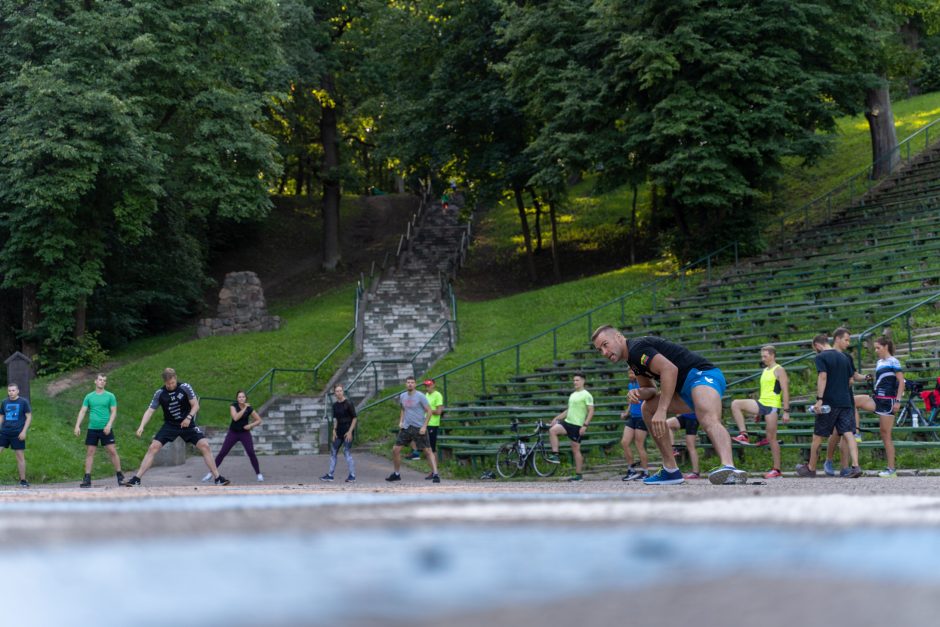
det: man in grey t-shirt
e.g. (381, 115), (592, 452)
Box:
(387, 376), (440, 483)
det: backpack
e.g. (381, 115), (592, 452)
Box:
(920, 376), (940, 412)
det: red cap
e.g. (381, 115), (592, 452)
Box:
(423, 379), (434, 386)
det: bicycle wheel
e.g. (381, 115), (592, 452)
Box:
(530, 445), (559, 477)
(496, 443), (521, 479)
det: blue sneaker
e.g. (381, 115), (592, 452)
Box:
(708, 465), (748, 485)
(823, 459), (836, 476)
(642, 468), (685, 485)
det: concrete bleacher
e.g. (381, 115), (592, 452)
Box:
(436, 147), (940, 470)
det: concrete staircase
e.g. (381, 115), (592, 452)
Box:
(209, 199), (470, 456)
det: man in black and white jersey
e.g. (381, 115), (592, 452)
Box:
(124, 368), (230, 486)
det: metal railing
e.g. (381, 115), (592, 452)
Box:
(776, 116), (940, 237)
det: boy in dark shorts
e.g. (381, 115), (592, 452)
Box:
(125, 368), (230, 486)
(387, 376), (440, 483)
(796, 334), (862, 478)
(548, 373), (594, 481)
(73, 374), (124, 487)
(621, 371), (649, 481)
(0, 383), (31, 487)
(666, 413), (701, 479)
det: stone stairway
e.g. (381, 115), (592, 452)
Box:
(208, 200), (470, 456)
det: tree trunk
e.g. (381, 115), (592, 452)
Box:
(629, 183), (638, 266)
(21, 286), (38, 358)
(547, 196), (561, 280)
(513, 185), (538, 282)
(528, 186), (543, 253)
(74, 295), (86, 339)
(319, 73), (342, 271)
(865, 81), (899, 180)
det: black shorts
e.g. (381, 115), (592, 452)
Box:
(85, 429), (116, 447)
(561, 420), (583, 443)
(625, 415), (647, 431)
(813, 407), (855, 437)
(395, 425), (430, 450)
(0, 431), (25, 450)
(154, 422), (207, 446)
(873, 397), (896, 416)
(757, 402), (780, 417)
(427, 426), (439, 452)
(677, 414), (699, 436)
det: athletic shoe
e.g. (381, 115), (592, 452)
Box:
(568, 474), (583, 482)
(878, 468), (897, 478)
(845, 466), (863, 479)
(823, 459), (836, 476)
(257, 474), (264, 482)
(18, 479), (29, 488)
(732, 433), (750, 445)
(643, 468), (685, 485)
(708, 466), (747, 485)
(839, 467), (852, 478)
(623, 469), (647, 481)
(795, 464), (816, 478)
(80, 474), (92, 489)
(854, 432), (863, 443)
(431, 474), (441, 483)
(764, 469), (783, 479)
(201, 472), (213, 482)
(425, 472), (434, 480)
(547, 453), (561, 464)
(345, 475), (356, 483)
(320, 474), (334, 482)
(407, 451), (422, 460)
(124, 476), (141, 487)
(214, 475), (231, 486)
(683, 472), (701, 480)
(385, 472), (401, 482)
(116, 472), (125, 486)
(755, 438), (771, 447)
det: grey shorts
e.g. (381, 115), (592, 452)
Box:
(395, 426), (430, 450)
(757, 402), (780, 417)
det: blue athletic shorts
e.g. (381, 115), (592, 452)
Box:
(679, 368), (726, 410)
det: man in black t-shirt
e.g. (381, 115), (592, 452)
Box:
(796, 332), (862, 478)
(124, 368), (230, 486)
(592, 325), (745, 486)
(321, 384), (358, 482)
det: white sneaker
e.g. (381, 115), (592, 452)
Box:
(256, 473), (264, 482)
(201, 472), (213, 482)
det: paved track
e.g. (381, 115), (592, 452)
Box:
(3, 454), (940, 627)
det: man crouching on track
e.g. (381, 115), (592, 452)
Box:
(591, 325), (746, 485)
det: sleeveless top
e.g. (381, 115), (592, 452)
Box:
(758, 365), (782, 408)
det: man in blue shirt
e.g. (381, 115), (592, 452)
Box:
(0, 383), (32, 487)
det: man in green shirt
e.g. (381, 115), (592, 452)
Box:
(548, 373), (594, 481)
(73, 374), (124, 487)
(422, 379), (445, 479)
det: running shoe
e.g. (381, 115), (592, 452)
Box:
(431, 474), (441, 484)
(568, 474), (583, 482)
(547, 453), (561, 464)
(124, 476), (141, 487)
(385, 472), (401, 482)
(201, 472), (213, 482)
(425, 472), (434, 480)
(732, 433), (750, 445)
(854, 432), (863, 443)
(755, 438), (771, 447)
(116, 472), (125, 486)
(257, 473), (264, 482)
(845, 466), (863, 479)
(407, 451), (422, 460)
(320, 474), (334, 482)
(708, 466), (747, 485)
(18, 479), (29, 488)
(623, 469), (647, 481)
(795, 464), (816, 478)
(878, 468), (897, 478)
(214, 475), (231, 486)
(839, 466), (852, 478)
(683, 472), (701, 480)
(643, 468), (685, 485)
(80, 474), (92, 489)
(345, 475), (356, 483)
(823, 459), (836, 476)
(764, 469), (783, 479)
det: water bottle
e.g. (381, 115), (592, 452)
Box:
(519, 442), (527, 456)
(913, 410), (920, 428)
(806, 404), (831, 414)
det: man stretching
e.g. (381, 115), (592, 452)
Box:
(125, 368), (229, 486)
(591, 325), (746, 485)
(73, 374), (124, 487)
(548, 373), (594, 482)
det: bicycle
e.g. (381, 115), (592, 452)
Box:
(895, 381), (940, 441)
(495, 419), (559, 479)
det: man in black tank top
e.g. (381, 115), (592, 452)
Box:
(592, 325), (745, 486)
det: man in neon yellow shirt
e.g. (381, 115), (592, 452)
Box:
(548, 373), (594, 481)
(422, 379), (445, 479)
(73, 374), (125, 487)
(730, 345), (789, 478)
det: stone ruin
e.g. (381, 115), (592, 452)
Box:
(196, 271), (281, 338)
